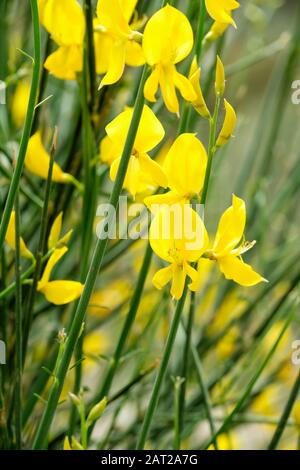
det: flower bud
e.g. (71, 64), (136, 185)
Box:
(87, 397), (107, 427)
(215, 56), (225, 97)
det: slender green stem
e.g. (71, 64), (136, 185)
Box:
(22, 128), (57, 360)
(268, 368), (300, 450)
(136, 280), (188, 450)
(0, 0), (40, 252)
(177, 291), (195, 446)
(173, 377), (184, 450)
(194, 0), (206, 62)
(69, 20), (98, 433)
(190, 340), (218, 449)
(14, 194), (22, 449)
(32, 66), (148, 450)
(83, 0), (96, 114)
(200, 95), (221, 205)
(94, 243), (153, 402)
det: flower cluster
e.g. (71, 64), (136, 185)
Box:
(31, 1), (264, 303)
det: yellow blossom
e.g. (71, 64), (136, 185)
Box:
(204, 21), (230, 43)
(37, 247), (84, 305)
(150, 204), (209, 299)
(105, 105), (167, 197)
(48, 212), (73, 250)
(25, 132), (75, 184)
(145, 133), (207, 211)
(95, 0), (145, 88)
(142, 5), (196, 114)
(11, 80), (30, 127)
(200, 195), (267, 287)
(188, 58), (210, 118)
(39, 0), (85, 80)
(205, 0), (240, 29)
(216, 99), (237, 147)
(5, 212), (34, 260)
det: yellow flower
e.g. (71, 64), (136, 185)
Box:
(188, 58), (210, 118)
(106, 105), (167, 197)
(150, 204), (209, 299)
(95, 0), (145, 88)
(215, 55), (225, 97)
(25, 132), (74, 184)
(205, 0), (240, 28)
(39, 0), (85, 80)
(37, 247), (84, 305)
(48, 212), (73, 250)
(99, 135), (120, 165)
(145, 133), (207, 211)
(142, 5), (196, 114)
(208, 432), (239, 450)
(204, 21), (229, 43)
(5, 212), (34, 260)
(216, 99), (237, 147)
(203, 195), (267, 287)
(11, 80), (30, 127)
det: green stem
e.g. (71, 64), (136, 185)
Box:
(0, 0), (40, 252)
(200, 95), (221, 205)
(136, 280), (188, 450)
(194, 0), (206, 62)
(190, 340), (218, 449)
(83, 0), (96, 114)
(177, 291), (195, 446)
(268, 368), (300, 450)
(32, 65), (148, 450)
(14, 194), (22, 449)
(22, 128), (57, 361)
(94, 243), (153, 402)
(173, 377), (184, 450)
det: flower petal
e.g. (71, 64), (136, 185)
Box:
(39, 247), (68, 288)
(48, 212), (63, 249)
(171, 264), (186, 300)
(152, 265), (173, 290)
(163, 133), (207, 196)
(40, 0), (85, 46)
(173, 70), (197, 102)
(125, 40), (145, 66)
(144, 191), (183, 213)
(44, 45), (83, 80)
(96, 0), (131, 37)
(218, 255), (267, 287)
(39, 280), (84, 305)
(159, 65), (179, 114)
(142, 5), (193, 65)
(99, 41), (126, 88)
(144, 68), (160, 102)
(25, 132), (70, 182)
(216, 99), (237, 147)
(213, 194), (246, 256)
(5, 211), (33, 259)
(106, 105), (165, 154)
(139, 153), (168, 188)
